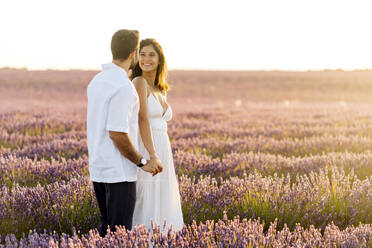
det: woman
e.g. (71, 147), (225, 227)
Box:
(131, 39), (184, 231)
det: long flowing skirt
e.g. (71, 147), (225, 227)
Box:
(132, 129), (184, 231)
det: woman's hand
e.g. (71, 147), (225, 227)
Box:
(149, 153), (158, 159)
(149, 156), (163, 175)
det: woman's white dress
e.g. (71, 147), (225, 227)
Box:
(132, 92), (184, 231)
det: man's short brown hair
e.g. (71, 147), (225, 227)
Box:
(111, 29), (139, 61)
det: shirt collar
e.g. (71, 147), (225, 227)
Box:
(101, 62), (129, 79)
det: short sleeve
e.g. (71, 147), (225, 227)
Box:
(106, 86), (134, 133)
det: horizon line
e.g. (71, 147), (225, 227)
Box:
(1, 66), (372, 73)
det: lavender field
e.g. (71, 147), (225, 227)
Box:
(0, 69), (371, 247)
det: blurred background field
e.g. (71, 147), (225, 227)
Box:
(0, 69), (371, 246)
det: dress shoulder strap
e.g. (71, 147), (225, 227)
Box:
(144, 81), (152, 98)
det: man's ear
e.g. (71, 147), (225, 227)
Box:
(129, 50), (136, 59)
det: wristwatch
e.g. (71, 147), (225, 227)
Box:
(137, 157), (147, 167)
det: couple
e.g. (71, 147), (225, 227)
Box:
(86, 29), (184, 237)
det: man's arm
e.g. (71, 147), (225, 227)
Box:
(106, 86), (160, 175)
(109, 131), (142, 165)
(109, 131), (160, 175)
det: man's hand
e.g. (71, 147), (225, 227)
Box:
(141, 156), (163, 176)
(140, 164), (157, 176)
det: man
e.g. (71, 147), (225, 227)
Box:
(86, 29), (163, 237)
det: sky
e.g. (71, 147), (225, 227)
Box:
(1, 0), (372, 71)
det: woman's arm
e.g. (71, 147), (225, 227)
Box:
(133, 77), (157, 158)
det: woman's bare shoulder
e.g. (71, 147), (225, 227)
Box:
(132, 77), (150, 98)
(132, 76), (147, 87)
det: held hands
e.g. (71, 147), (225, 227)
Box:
(140, 155), (163, 176)
(150, 155), (163, 175)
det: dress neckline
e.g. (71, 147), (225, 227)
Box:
(148, 91), (169, 117)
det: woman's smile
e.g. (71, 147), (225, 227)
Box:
(139, 45), (159, 72)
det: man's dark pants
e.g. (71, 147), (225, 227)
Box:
(93, 181), (136, 237)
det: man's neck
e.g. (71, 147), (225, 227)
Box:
(113, 60), (130, 73)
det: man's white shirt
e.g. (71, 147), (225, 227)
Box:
(87, 62), (139, 183)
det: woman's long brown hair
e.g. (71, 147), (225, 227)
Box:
(131, 39), (169, 92)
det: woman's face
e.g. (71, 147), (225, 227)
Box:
(139, 45), (159, 72)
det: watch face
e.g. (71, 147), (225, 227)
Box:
(141, 158), (147, 165)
